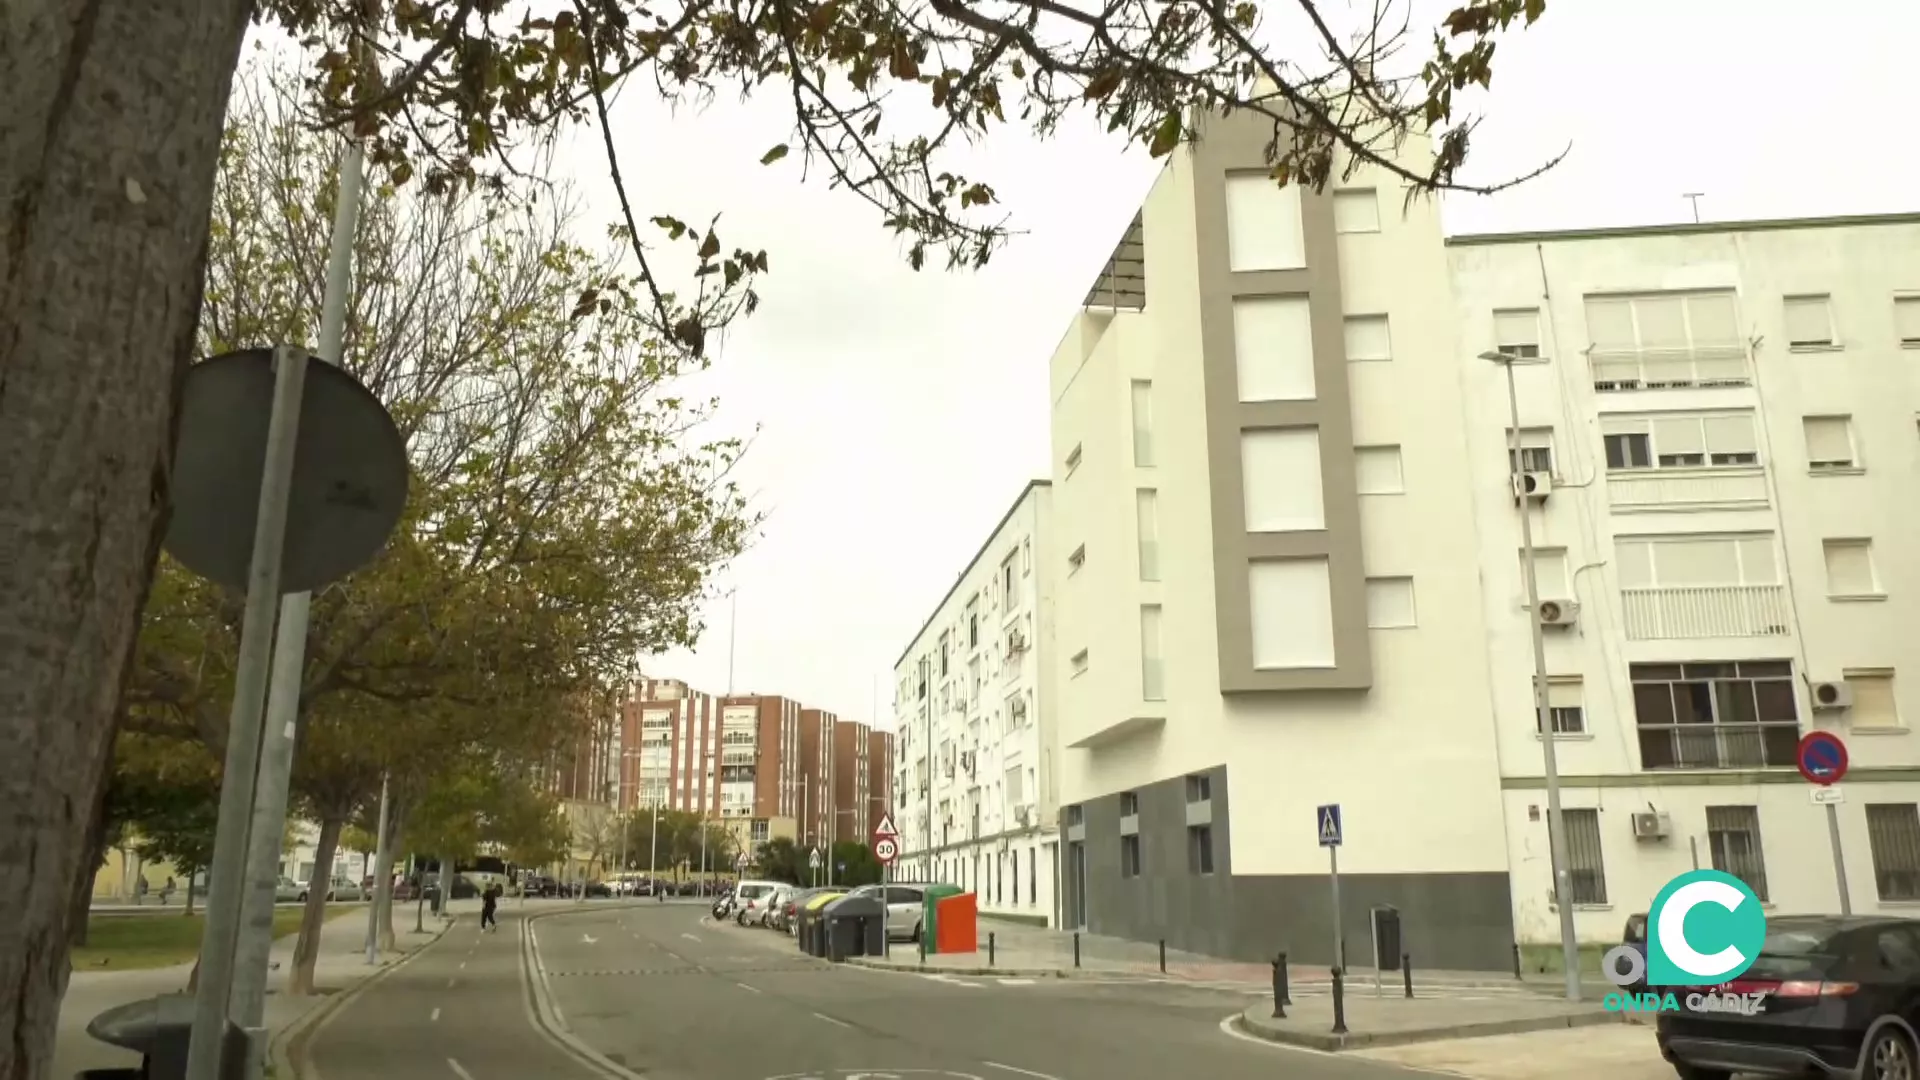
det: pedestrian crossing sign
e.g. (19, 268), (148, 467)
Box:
(1317, 803), (1343, 848)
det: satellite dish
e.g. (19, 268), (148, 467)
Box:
(164, 347), (409, 594)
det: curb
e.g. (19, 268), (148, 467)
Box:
(844, 958), (1069, 979)
(272, 914), (457, 1079)
(519, 907), (648, 1080)
(1228, 1006), (1623, 1052)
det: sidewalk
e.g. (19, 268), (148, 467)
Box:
(1233, 995), (1620, 1052)
(55, 899), (474, 1077)
(1354, 1018), (1669, 1080)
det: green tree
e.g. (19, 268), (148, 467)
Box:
(755, 837), (805, 885)
(4, 0), (1552, 1067)
(829, 841), (883, 888)
(108, 734), (225, 915)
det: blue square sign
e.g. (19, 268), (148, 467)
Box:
(1317, 804), (1343, 848)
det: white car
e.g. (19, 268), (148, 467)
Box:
(730, 880), (782, 926)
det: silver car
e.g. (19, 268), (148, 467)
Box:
(274, 876), (302, 903)
(849, 883), (931, 942)
(730, 880), (781, 925)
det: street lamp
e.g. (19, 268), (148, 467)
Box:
(1481, 349), (1583, 1004)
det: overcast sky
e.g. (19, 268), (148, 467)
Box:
(538, 0), (1916, 728)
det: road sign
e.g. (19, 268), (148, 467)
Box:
(808, 847), (821, 869)
(735, 853), (748, 870)
(872, 813), (899, 839)
(1797, 731), (1850, 786)
(1317, 804), (1343, 848)
(873, 836), (899, 865)
(1812, 786), (1846, 805)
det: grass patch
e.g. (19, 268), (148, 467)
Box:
(73, 907), (353, 972)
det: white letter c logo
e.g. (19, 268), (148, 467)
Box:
(1659, 878), (1750, 978)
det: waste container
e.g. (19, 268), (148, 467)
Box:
(822, 894), (886, 960)
(799, 891), (843, 957)
(1370, 905), (1402, 973)
(84, 994), (251, 1080)
(918, 884), (968, 954)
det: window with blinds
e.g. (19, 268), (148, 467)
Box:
(1895, 296), (1920, 347)
(1868, 804), (1920, 901)
(1782, 295), (1837, 348)
(1603, 412), (1759, 471)
(1493, 308), (1544, 360)
(1550, 808), (1608, 905)
(1585, 291), (1747, 389)
(1848, 672), (1901, 730)
(1803, 415), (1860, 471)
(1706, 805), (1770, 901)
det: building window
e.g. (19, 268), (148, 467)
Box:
(1066, 805), (1083, 827)
(1783, 295), (1837, 349)
(1823, 538), (1881, 598)
(1615, 534), (1779, 589)
(1803, 415), (1860, 471)
(1505, 427), (1556, 474)
(1067, 544), (1086, 574)
(1120, 791), (1139, 817)
(1552, 808), (1608, 905)
(1628, 661), (1800, 770)
(1130, 380), (1154, 467)
(1343, 314), (1392, 362)
(1185, 774), (1212, 803)
(1121, 834), (1142, 877)
(1332, 188), (1380, 234)
(1065, 443), (1083, 475)
(1010, 850), (1018, 901)
(1135, 489), (1160, 581)
(1070, 649), (1089, 677)
(1002, 551), (1018, 606)
(1584, 291), (1745, 390)
(1541, 677), (1586, 735)
(1354, 445), (1405, 495)
(1849, 671), (1901, 731)
(1364, 576), (1417, 629)
(1868, 804), (1920, 901)
(1029, 849), (1037, 903)
(1706, 805), (1770, 902)
(1493, 308), (1544, 360)
(1188, 826), (1215, 874)
(1602, 413), (1759, 471)
(1521, 547), (1573, 601)
(1895, 296), (1920, 348)
(1140, 605), (1166, 702)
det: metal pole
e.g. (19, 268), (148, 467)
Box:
(1826, 801), (1852, 914)
(185, 343), (310, 1080)
(1502, 357), (1583, 1003)
(1328, 845), (1343, 974)
(648, 794), (660, 892)
(924, 658), (934, 881)
(228, 70), (371, 1080)
(365, 773), (390, 964)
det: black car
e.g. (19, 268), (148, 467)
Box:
(1658, 914), (1920, 1079)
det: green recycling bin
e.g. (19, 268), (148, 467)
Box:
(919, 883), (965, 953)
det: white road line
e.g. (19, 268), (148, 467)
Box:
(736, 982), (762, 994)
(447, 977), (458, 988)
(431, 1007), (441, 1022)
(459, 961), (467, 970)
(447, 1058), (478, 1080)
(680, 932), (702, 942)
(996, 978), (1036, 986)
(811, 1012), (853, 1029)
(983, 1062), (1060, 1080)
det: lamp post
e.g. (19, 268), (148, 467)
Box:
(1481, 349), (1583, 1004)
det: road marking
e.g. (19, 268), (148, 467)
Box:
(996, 978), (1036, 986)
(812, 1012), (854, 1029)
(983, 1064), (1059, 1080)
(1213, 1015), (1469, 1077)
(736, 982), (762, 994)
(431, 1007), (441, 1022)
(459, 961), (466, 969)
(681, 932), (702, 942)
(447, 1058), (477, 1080)
(447, 978), (457, 988)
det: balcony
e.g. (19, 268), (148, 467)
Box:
(1591, 346), (1749, 392)
(1621, 585), (1791, 640)
(1638, 721), (1800, 771)
(1608, 467), (1770, 513)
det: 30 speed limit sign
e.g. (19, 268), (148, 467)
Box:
(872, 836), (899, 865)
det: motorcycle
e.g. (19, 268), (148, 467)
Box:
(711, 892), (734, 920)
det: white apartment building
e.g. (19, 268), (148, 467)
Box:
(893, 480), (1063, 925)
(1019, 102), (1920, 971)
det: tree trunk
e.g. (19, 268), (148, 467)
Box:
(67, 732), (121, 950)
(184, 876), (196, 915)
(0, 3), (254, 1077)
(288, 819), (342, 995)
(377, 807), (405, 952)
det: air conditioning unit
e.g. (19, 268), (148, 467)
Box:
(1630, 811), (1670, 841)
(1512, 471), (1552, 501)
(1812, 681), (1854, 711)
(1537, 599), (1580, 627)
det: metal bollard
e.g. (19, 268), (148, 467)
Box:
(989, 932), (996, 967)
(1512, 942), (1523, 980)
(1277, 951), (1292, 1004)
(1403, 953), (1414, 998)
(1073, 931), (1081, 969)
(1269, 954), (1288, 1018)
(918, 932), (927, 966)
(1330, 966), (1349, 1036)
(1158, 939), (1166, 974)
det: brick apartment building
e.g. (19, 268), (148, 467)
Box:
(831, 721), (872, 843)
(797, 708), (837, 853)
(866, 729), (893, 840)
(543, 692), (617, 804)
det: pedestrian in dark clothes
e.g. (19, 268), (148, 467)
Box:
(480, 883), (500, 932)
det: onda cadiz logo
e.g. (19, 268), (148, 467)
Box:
(1601, 869), (1769, 1015)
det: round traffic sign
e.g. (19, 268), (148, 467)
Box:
(872, 837), (899, 864)
(1797, 731), (1849, 786)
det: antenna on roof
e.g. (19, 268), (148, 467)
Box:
(1682, 193), (1705, 224)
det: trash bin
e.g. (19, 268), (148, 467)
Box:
(799, 892), (843, 958)
(919, 883), (966, 954)
(822, 894), (886, 960)
(1370, 905), (1402, 973)
(85, 994), (251, 1080)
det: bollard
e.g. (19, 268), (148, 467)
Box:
(918, 932), (927, 966)
(1158, 939), (1167, 974)
(1269, 954), (1288, 1018)
(1277, 951), (1292, 1004)
(989, 932), (997, 967)
(1403, 953), (1414, 998)
(1073, 931), (1081, 969)
(1330, 966), (1349, 1036)
(1512, 942), (1523, 980)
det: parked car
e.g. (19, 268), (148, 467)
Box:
(521, 875), (559, 898)
(757, 886), (795, 928)
(776, 888), (844, 934)
(273, 877), (302, 904)
(1657, 913), (1920, 1080)
(847, 883), (936, 942)
(297, 877), (365, 903)
(1620, 912), (1650, 994)
(730, 880), (782, 926)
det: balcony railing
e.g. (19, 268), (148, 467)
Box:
(1607, 467), (1770, 512)
(1621, 584), (1791, 640)
(1638, 722), (1800, 771)
(1591, 346), (1750, 391)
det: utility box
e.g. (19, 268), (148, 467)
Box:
(86, 994), (250, 1080)
(1371, 905), (1403, 973)
(823, 894), (886, 960)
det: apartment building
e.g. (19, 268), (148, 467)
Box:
(893, 480), (1061, 925)
(867, 729), (894, 845)
(798, 708), (838, 853)
(542, 692), (619, 805)
(832, 720), (873, 842)
(1025, 102), (1920, 969)
(714, 694), (804, 850)
(619, 677), (723, 814)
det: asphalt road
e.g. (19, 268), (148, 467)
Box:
(529, 904), (1454, 1080)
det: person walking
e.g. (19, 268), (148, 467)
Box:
(480, 883), (499, 933)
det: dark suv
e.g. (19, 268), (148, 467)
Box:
(1657, 914), (1920, 1079)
